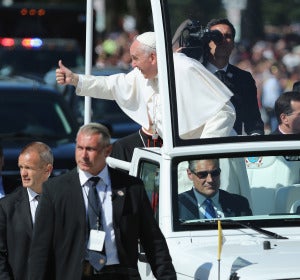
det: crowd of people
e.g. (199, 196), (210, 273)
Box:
(1, 16), (300, 280)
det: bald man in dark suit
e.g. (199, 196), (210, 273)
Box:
(0, 142), (53, 280)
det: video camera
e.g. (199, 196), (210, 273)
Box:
(179, 20), (223, 62)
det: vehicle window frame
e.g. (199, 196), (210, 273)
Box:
(138, 158), (160, 221)
(160, 0), (300, 147)
(172, 149), (300, 232)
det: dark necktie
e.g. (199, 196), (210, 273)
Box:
(215, 69), (234, 90)
(86, 177), (107, 271)
(204, 198), (216, 219)
(87, 177), (101, 231)
(215, 70), (227, 83)
(35, 194), (40, 202)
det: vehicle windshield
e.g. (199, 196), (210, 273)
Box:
(173, 152), (300, 231)
(162, 0), (300, 146)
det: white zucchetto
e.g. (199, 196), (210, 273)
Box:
(136, 32), (156, 49)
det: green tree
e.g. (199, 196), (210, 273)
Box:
(262, 0), (300, 25)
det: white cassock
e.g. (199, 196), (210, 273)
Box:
(76, 52), (236, 139)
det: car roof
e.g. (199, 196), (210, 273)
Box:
(0, 76), (79, 134)
(0, 75), (59, 91)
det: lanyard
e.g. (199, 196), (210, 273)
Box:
(84, 181), (108, 230)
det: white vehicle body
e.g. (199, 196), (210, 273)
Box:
(107, 140), (300, 279)
(109, 142), (300, 280)
(106, 1), (300, 279)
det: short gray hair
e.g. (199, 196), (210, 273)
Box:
(188, 159), (219, 172)
(77, 122), (111, 147)
(20, 142), (53, 166)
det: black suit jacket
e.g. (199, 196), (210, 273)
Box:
(111, 130), (144, 162)
(178, 189), (252, 220)
(28, 167), (176, 280)
(111, 129), (163, 162)
(223, 64), (264, 135)
(0, 187), (33, 280)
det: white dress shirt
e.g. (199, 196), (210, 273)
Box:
(76, 53), (235, 139)
(206, 62), (229, 74)
(79, 166), (119, 265)
(27, 188), (40, 224)
(192, 188), (225, 219)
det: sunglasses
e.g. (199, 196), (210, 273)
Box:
(191, 168), (221, 179)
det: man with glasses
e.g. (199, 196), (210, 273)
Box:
(271, 91), (300, 135)
(178, 159), (252, 220)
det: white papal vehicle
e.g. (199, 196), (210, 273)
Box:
(104, 0), (300, 279)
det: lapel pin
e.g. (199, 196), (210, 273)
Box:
(117, 190), (124, 196)
(227, 72), (233, 78)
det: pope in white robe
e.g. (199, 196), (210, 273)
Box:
(56, 32), (236, 139)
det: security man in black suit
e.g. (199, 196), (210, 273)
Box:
(0, 142), (53, 280)
(204, 18), (264, 135)
(178, 159), (252, 220)
(28, 123), (176, 280)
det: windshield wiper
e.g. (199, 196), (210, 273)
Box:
(182, 219), (288, 239)
(224, 219), (288, 239)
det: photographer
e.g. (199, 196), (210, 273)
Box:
(173, 18), (264, 135)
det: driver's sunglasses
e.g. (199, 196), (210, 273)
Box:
(191, 168), (221, 179)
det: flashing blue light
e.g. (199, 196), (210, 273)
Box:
(22, 38), (43, 48)
(31, 38), (43, 48)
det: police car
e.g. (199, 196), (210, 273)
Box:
(0, 37), (84, 80)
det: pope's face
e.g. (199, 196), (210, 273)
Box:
(130, 40), (158, 79)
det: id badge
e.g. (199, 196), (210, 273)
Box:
(87, 229), (106, 251)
